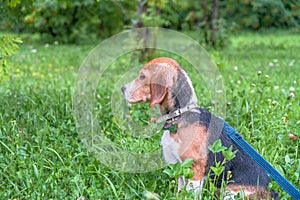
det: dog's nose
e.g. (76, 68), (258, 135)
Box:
(121, 86), (126, 94)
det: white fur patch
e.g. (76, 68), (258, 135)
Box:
(161, 130), (181, 164)
(186, 178), (206, 193)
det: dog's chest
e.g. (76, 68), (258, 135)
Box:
(161, 130), (182, 164)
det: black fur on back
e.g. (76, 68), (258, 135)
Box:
(180, 108), (278, 199)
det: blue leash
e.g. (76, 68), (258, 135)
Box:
(223, 121), (300, 200)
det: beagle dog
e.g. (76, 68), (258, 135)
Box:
(121, 57), (278, 199)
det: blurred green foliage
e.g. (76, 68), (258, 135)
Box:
(0, 35), (22, 76)
(223, 0), (300, 29)
(0, 0), (23, 79)
(1, 0), (133, 43)
(0, 0), (299, 44)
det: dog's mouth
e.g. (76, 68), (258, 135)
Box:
(122, 85), (150, 104)
(124, 93), (150, 104)
(127, 97), (148, 104)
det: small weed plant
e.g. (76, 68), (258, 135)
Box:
(162, 139), (237, 199)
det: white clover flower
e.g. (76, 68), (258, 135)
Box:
(289, 92), (295, 98)
(257, 70), (262, 75)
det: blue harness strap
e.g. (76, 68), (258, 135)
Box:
(223, 121), (300, 200)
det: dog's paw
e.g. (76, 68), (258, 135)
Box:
(143, 191), (160, 200)
(186, 179), (205, 193)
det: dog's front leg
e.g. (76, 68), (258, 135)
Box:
(184, 159), (207, 194)
(177, 174), (206, 193)
(178, 126), (208, 194)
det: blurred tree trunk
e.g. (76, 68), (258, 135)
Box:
(201, 0), (209, 44)
(211, 0), (219, 47)
(134, 0), (147, 28)
(201, 0), (219, 47)
(133, 0), (156, 62)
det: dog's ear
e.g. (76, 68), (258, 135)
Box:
(150, 80), (167, 108)
(148, 63), (175, 108)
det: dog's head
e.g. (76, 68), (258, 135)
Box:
(122, 57), (197, 113)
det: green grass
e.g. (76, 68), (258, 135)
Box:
(0, 30), (299, 199)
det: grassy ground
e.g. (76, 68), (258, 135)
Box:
(0, 30), (299, 199)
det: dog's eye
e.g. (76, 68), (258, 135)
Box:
(139, 74), (146, 80)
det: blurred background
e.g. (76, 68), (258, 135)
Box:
(1, 0), (299, 46)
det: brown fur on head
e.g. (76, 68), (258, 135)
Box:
(122, 58), (180, 111)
